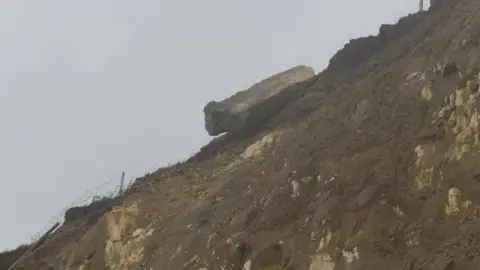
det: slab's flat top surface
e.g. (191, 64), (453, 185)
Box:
(214, 65), (315, 114)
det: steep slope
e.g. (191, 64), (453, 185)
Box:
(11, 0), (480, 269)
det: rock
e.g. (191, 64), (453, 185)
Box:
(421, 84), (434, 100)
(442, 62), (458, 77)
(406, 72), (421, 81)
(445, 187), (472, 216)
(242, 131), (282, 159)
(132, 228), (145, 238)
(455, 89), (468, 107)
(466, 80), (479, 92)
(105, 203), (141, 241)
(457, 68), (479, 88)
(309, 253), (335, 270)
(203, 65), (315, 136)
(183, 255), (199, 268)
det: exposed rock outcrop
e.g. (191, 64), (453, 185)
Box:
(63, 202), (152, 270)
(203, 65), (316, 136)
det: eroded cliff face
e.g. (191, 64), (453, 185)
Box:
(64, 202), (154, 270)
(327, 12), (427, 74)
(12, 0), (480, 269)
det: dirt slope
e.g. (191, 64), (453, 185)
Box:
(10, 0), (480, 269)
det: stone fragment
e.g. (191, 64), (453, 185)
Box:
(421, 85), (433, 100)
(442, 62), (458, 77)
(203, 65), (315, 135)
(445, 187), (472, 216)
(466, 80), (479, 92)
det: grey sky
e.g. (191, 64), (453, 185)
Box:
(0, 1), (421, 251)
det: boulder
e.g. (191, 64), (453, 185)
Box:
(204, 65), (316, 136)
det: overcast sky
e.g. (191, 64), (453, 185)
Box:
(0, 1), (423, 251)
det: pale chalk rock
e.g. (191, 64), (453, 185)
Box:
(421, 85), (433, 100)
(445, 187), (472, 216)
(204, 65), (315, 135)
